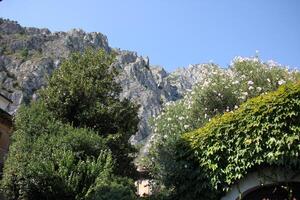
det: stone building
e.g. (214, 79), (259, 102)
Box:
(135, 166), (153, 197)
(0, 93), (12, 171)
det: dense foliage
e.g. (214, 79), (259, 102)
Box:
(145, 56), (300, 197)
(1, 49), (139, 199)
(178, 82), (300, 199)
(40, 49), (139, 177)
(2, 103), (136, 200)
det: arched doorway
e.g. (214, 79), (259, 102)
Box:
(221, 168), (300, 200)
(242, 182), (300, 200)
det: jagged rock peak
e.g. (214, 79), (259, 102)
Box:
(0, 18), (219, 143)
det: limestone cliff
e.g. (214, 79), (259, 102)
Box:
(0, 18), (216, 143)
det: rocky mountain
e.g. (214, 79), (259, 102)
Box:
(0, 18), (215, 143)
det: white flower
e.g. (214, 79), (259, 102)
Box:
(234, 105), (239, 109)
(203, 80), (210, 87)
(167, 118), (172, 121)
(164, 134), (168, 138)
(242, 92), (248, 96)
(178, 116), (184, 120)
(267, 60), (279, 67)
(256, 87), (262, 92)
(204, 113), (208, 119)
(278, 79), (286, 85)
(267, 78), (271, 83)
(226, 107), (230, 112)
(184, 125), (190, 129)
(248, 86), (254, 90)
(247, 80), (254, 85)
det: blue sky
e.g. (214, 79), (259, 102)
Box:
(1, 0), (300, 71)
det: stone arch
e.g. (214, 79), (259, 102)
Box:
(241, 182), (300, 199)
(221, 167), (300, 200)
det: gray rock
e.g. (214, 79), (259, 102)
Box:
(0, 18), (219, 144)
(168, 63), (220, 95)
(0, 71), (6, 83)
(0, 19), (24, 34)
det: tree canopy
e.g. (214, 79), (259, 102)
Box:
(1, 49), (140, 199)
(40, 49), (139, 177)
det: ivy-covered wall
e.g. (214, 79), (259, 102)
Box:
(179, 82), (300, 199)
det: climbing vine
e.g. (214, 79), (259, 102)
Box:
(179, 82), (300, 199)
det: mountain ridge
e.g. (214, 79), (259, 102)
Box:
(0, 18), (227, 143)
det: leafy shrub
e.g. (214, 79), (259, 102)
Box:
(177, 82), (300, 199)
(146, 56), (300, 196)
(20, 48), (29, 59)
(86, 177), (137, 200)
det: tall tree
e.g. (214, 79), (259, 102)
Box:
(40, 49), (139, 177)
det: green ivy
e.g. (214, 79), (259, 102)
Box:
(179, 82), (300, 199)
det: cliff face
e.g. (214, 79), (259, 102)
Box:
(0, 18), (215, 143)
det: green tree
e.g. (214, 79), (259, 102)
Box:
(1, 49), (140, 199)
(1, 102), (138, 200)
(40, 49), (139, 177)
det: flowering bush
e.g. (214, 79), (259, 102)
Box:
(145, 56), (300, 196)
(179, 82), (300, 199)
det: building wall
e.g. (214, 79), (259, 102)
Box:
(0, 98), (10, 111)
(135, 179), (152, 197)
(0, 115), (12, 170)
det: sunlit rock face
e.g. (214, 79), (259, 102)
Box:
(0, 18), (215, 143)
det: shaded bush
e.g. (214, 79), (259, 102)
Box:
(86, 177), (137, 200)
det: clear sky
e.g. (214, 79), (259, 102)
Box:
(1, 0), (300, 71)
